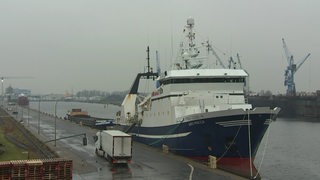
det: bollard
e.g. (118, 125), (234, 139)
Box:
(208, 155), (217, 169)
(162, 144), (169, 154)
(83, 137), (87, 146)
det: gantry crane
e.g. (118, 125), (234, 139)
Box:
(282, 38), (311, 96)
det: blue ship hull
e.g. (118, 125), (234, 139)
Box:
(119, 108), (278, 178)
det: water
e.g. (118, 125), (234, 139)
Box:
(29, 101), (120, 119)
(29, 101), (320, 179)
(255, 118), (320, 180)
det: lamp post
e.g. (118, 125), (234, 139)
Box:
(54, 101), (58, 147)
(21, 106), (24, 122)
(38, 97), (40, 134)
(1, 78), (4, 106)
(27, 105), (30, 126)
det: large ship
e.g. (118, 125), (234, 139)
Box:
(116, 18), (280, 178)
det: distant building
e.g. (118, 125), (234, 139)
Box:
(5, 86), (31, 103)
(13, 88), (31, 96)
(17, 94), (29, 106)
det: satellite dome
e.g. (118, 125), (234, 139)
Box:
(187, 17), (194, 26)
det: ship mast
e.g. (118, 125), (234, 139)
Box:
(175, 18), (230, 70)
(129, 46), (158, 94)
(177, 17), (201, 69)
(146, 46), (151, 73)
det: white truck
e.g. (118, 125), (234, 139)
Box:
(94, 130), (132, 164)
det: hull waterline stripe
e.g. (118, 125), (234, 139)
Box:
(132, 132), (191, 139)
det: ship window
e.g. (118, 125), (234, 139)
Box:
(160, 77), (245, 85)
(220, 96), (223, 98)
(216, 96), (219, 98)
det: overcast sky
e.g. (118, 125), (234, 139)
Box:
(1, 0), (319, 95)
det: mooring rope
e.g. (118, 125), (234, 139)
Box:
(253, 110), (273, 179)
(247, 109), (253, 178)
(216, 113), (246, 162)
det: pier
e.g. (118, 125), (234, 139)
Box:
(0, 105), (246, 179)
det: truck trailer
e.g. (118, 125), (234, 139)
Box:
(94, 130), (132, 164)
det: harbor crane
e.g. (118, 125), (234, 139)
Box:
(282, 38), (311, 96)
(228, 53), (243, 69)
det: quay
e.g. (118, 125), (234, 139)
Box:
(1, 106), (247, 180)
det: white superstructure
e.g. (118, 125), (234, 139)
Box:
(116, 18), (280, 179)
(119, 17), (251, 127)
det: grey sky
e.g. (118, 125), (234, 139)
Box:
(1, 0), (319, 95)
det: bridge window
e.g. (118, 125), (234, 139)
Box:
(160, 77), (245, 85)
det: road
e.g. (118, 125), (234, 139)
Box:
(8, 106), (245, 180)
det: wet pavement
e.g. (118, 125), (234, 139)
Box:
(7, 107), (246, 180)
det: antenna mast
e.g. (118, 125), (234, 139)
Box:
(146, 46), (150, 73)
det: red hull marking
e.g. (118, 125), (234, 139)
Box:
(218, 157), (260, 178)
(188, 156), (260, 179)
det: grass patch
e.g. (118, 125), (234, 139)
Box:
(0, 109), (48, 161)
(0, 124), (29, 161)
